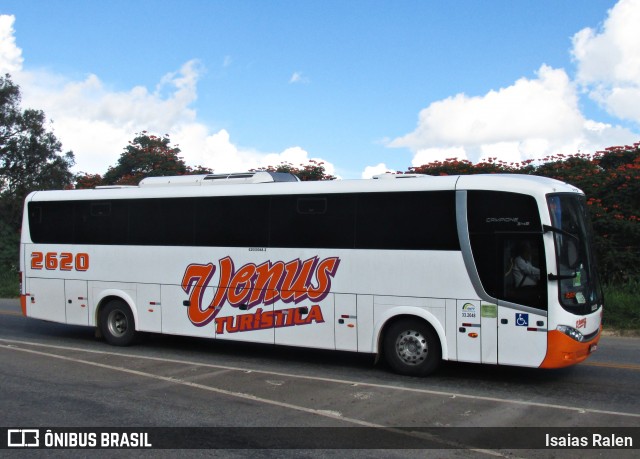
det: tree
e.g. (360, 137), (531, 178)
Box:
(576, 145), (639, 284)
(101, 132), (212, 185)
(254, 159), (336, 181)
(0, 74), (75, 270)
(75, 173), (104, 190)
(521, 146), (639, 284)
(405, 143), (640, 284)
(407, 157), (524, 176)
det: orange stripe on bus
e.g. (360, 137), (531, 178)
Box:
(20, 295), (27, 316)
(539, 327), (601, 369)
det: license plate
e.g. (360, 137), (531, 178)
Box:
(589, 343), (598, 353)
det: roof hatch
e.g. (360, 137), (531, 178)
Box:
(139, 171), (300, 187)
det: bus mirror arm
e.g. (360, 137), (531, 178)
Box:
(543, 224), (579, 241)
(548, 272), (577, 281)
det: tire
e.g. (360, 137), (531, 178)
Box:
(99, 300), (136, 346)
(383, 318), (441, 376)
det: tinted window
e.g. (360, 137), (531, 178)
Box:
(467, 191), (547, 310)
(28, 201), (74, 244)
(28, 191), (461, 251)
(270, 194), (356, 248)
(467, 191), (541, 233)
(75, 200), (128, 244)
(129, 199), (164, 246)
(195, 196), (269, 247)
(356, 191), (459, 250)
(164, 198), (195, 246)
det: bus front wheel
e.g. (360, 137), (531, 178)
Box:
(99, 300), (136, 346)
(383, 319), (441, 376)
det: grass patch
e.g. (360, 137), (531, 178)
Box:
(0, 267), (19, 298)
(602, 281), (640, 331)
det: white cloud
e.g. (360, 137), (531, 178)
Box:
(391, 66), (584, 149)
(175, 126), (335, 175)
(572, 0), (640, 123)
(289, 71), (310, 84)
(14, 62), (201, 173)
(390, 64), (638, 166)
(410, 147), (469, 166)
(0, 15), (334, 176)
(361, 163), (393, 179)
(0, 15), (22, 74)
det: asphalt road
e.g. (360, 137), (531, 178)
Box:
(0, 298), (638, 458)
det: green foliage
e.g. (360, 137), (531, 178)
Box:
(75, 173), (104, 190)
(0, 219), (19, 270)
(0, 266), (19, 298)
(254, 159), (336, 181)
(602, 281), (640, 331)
(0, 74), (75, 270)
(75, 133), (216, 188)
(100, 132), (212, 186)
(408, 157), (530, 176)
(527, 147), (639, 284)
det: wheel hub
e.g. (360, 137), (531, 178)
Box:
(108, 310), (128, 337)
(395, 330), (428, 365)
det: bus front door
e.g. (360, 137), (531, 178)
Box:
(497, 305), (547, 367)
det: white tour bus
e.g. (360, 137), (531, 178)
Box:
(19, 172), (603, 375)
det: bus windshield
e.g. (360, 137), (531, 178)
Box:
(547, 194), (603, 315)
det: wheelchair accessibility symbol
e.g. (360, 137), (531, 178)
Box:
(516, 313), (529, 327)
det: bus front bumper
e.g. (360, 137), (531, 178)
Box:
(539, 326), (602, 369)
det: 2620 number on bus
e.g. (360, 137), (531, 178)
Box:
(31, 252), (90, 271)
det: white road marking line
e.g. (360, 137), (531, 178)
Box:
(0, 341), (511, 456)
(2, 337), (639, 419)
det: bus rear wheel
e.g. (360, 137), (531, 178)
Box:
(383, 319), (441, 376)
(99, 300), (136, 346)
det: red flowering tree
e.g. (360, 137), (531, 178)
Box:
(254, 159), (336, 181)
(75, 173), (104, 189)
(524, 146), (639, 283)
(406, 142), (640, 284)
(407, 157), (523, 176)
(101, 132), (212, 186)
(582, 146), (638, 284)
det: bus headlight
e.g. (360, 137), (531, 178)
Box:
(556, 325), (584, 342)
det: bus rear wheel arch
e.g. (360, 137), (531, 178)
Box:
(98, 299), (136, 346)
(382, 317), (441, 376)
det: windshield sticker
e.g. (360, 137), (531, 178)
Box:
(481, 304), (497, 318)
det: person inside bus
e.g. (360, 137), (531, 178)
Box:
(513, 241), (541, 288)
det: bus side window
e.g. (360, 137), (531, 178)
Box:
(297, 198), (327, 215)
(270, 194), (355, 249)
(502, 237), (546, 309)
(467, 191), (547, 310)
(28, 201), (74, 244)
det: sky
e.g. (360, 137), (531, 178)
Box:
(1, 0), (639, 179)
